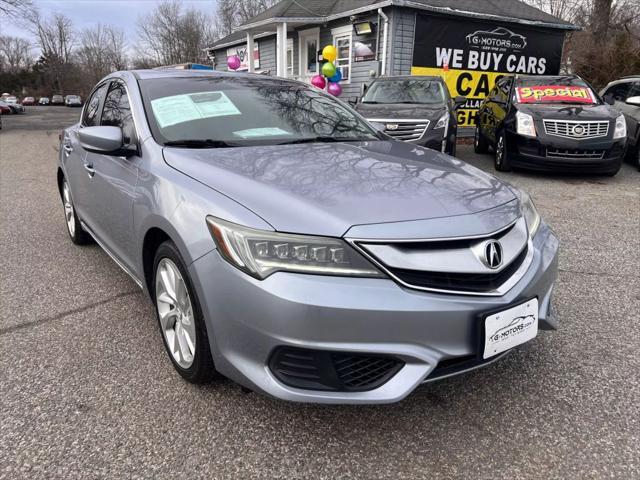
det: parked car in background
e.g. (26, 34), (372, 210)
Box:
(5, 95), (18, 105)
(475, 74), (627, 176)
(39, 97), (50, 105)
(354, 76), (465, 156)
(51, 94), (64, 105)
(22, 97), (36, 106)
(0, 101), (11, 115)
(64, 95), (83, 107)
(57, 70), (559, 404)
(600, 75), (640, 170)
(0, 98), (25, 114)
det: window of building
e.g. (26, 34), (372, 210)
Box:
(332, 26), (352, 83)
(286, 38), (294, 78)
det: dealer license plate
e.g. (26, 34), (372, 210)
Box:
(483, 299), (539, 359)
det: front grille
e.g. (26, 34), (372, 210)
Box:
(543, 119), (609, 139)
(368, 119), (429, 141)
(387, 245), (529, 294)
(269, 347), (404, 392)
(546, 147), (605, 159)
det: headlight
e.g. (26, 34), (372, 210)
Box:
(516, 111), (536, 137)
(434, 112), (449, 129)
(515, 189), (541, 237)
(206, 216), (383, 280)
(613, 114), (627, 139)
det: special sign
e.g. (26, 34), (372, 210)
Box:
(516, 86), (596, 104)
(411, 14), (566, 126)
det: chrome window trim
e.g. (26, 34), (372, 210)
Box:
(345, 218), (533, 297)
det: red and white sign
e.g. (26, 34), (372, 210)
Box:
(516, 85), (596, 104)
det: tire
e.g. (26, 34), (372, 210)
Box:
(494, 130), (512, 172)
(61, 178), (91, 245)
(153, 241), (216, 384)
(474, 124), (489, 154)
(448, 135), (457, 157)
(636, 145), (640, 172)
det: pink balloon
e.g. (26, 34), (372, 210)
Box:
(227, 55), (241, 70)
(311, 74), (326, 89)
(327, 82), (342, 97)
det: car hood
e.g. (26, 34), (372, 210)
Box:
(354, 103), (447, 120)
(163, 140), (516, 237)
(516, 103), (619, 121)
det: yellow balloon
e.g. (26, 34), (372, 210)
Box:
(322, 45), (337, 62)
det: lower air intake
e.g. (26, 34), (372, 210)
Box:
(269, 347), (404, 392)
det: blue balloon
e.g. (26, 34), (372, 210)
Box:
(329, 69), (342, 83)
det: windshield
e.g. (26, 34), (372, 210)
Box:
(139, 77), (380, 146)
(361, 79), (446, 105)
(515, 76), (599, 105)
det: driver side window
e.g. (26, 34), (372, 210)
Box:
(82, 83), (109, 127)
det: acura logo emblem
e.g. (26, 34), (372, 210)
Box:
(484, 241), (503, 269)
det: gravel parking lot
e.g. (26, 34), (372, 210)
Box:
(1, 107), (638, 479)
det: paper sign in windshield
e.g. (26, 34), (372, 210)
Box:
(151, 91), (241, 128)
(516, 86), (595, 104)
(233, 127), (291, 138)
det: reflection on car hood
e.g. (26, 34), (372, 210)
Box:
(355, 103), (447, 120)
(163, 140), (516, 237)
(516, 103), (619, 121)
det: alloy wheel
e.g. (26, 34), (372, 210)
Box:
(62, 180), (75, 237)
(496, 136), (504, 166)
(155, 258), (197, 369)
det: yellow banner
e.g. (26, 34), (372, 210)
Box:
(411, 66), (510, 127)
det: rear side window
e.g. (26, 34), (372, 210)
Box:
(101, 81), (136, 144)
(82, 83), (109, 127)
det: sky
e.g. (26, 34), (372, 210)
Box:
(0, 0), (218, 46)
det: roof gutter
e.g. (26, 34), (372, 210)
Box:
(237, 0), (580, 32)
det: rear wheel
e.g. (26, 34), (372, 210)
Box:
(153, 241), (216, 384)
(636, 145), (640, 171)
(494, 131), (512, 172)
(474, 124), (489, 154)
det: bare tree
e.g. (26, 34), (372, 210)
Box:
(215, 0), (277, 37)
(0, 0), (34, 17)
(137, 0), (217, 65)
(77, 24), (127, 83)
(0, 35), (32, 72)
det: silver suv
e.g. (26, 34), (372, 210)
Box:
(601, 75), (640, 169)
(58, 70), (559, 404)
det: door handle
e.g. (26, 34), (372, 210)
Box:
(63, 144), (73, 156)
(84, 163), (95, 178)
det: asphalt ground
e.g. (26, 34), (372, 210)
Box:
(1, 107), (639, 479)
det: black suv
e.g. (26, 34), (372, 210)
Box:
(474, 75), (627, 175)
(354, 76), (466, 156)
(600, 75), (640, 170)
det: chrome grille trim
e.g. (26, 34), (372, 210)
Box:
(546, 148), (605, 159)
(543, 119), (609, 139)
(367, 118), (430, 141)
(346, 218), (533, 297)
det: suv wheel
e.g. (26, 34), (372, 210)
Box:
(61, 179), (91, 244)
(494, 131), (512, 172)
(153, 241), (216, 384)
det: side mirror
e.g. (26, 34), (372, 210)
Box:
(625, 96), (640, 107)
(79, 126), (133, 156)
(453, 96), (467, 108)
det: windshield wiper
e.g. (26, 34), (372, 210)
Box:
(278, 136), (361, 145)
(163, 139), (237, 148)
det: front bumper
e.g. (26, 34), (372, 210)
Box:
(507, 130), (626, 172)
(412, 127), (456, 155)
(189, 222), (559, 404)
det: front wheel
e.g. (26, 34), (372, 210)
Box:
(474, 124), (489, 154)
(61, 178), (91, 244)
(153, 241), (216, 384)
(494, 131), (512, 172)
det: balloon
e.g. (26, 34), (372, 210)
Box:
(321, 61), (336, 78)
(311, 74), (326, 89)
(327, 82), (342, 97)
(227, 55), (241, 70)
(328, 69), (342, 83)
(322, 45), (337, 62)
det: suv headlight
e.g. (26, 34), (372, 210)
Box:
(516, 111), (536, 137)
(434, 112), (449, 129)
(514, 189), (540, 237)
(206, 216), (383, 280)
(613, 114), (627, 139)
